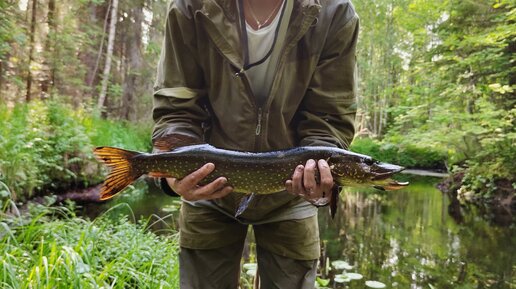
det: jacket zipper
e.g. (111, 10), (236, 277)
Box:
(198, 12), (263, 143)
(197, 6), (319, 149)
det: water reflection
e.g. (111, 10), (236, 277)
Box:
(82, 177), (516, 288)
(320, 178), (515, 288)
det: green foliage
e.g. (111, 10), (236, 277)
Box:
(353, 0), (516, 195)
(0, 203), (179, 288)
(0, 102), (151, 201)
(0, 2), (15, 59)
(351, 138), (447, 169)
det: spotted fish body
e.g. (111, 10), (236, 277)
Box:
(94, 144), (408, 204)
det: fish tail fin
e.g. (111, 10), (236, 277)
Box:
(93, 147), (143, 200)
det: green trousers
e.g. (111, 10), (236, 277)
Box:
(178, 202), (320, 289)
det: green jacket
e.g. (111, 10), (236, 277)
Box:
(152, 0), (359, 220)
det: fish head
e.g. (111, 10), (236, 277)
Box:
(367, 161), (409, 190)
(330, 154), (409, 190)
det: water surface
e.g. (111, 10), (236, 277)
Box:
(83, 177), (515, 288)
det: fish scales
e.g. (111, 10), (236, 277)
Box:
(133, 145), (333, 194)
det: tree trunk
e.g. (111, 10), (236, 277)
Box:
(97, 0), (119, 112)
(122, 2), (144, 121)
(26, 0), (37, 102)
(42, 0), (57, 99)
(0, 60), (3, 99)
(87, 1), (111, 88)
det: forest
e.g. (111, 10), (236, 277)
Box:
(0, 0), (515, 288)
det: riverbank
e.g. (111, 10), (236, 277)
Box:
(0, 101), (151, 202)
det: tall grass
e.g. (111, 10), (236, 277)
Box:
(0, 202), (179, 289)
(0, 101), (152, 201)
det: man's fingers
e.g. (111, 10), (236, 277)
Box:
(285, 180), (293, 194)
(291, 165), (305, 195)
(180, 163), (215, 188)
(318, 159), (334, 192)
(303, 159), (317, 195)
(206, 185), (234, 200)
(166, 177), (177, 188)
(194, 177), (227, 197)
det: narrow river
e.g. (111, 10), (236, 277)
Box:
(83, 176), (515, 288)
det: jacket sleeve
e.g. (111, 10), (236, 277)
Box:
(297, 11), (359, 149)
(152, 2), (209, 143)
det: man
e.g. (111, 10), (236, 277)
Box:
(152, 0), (359, 288)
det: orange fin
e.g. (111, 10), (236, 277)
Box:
(93, 147), (143, 200)
(153, 134), (203, 152)
(148, 172), (174, 178)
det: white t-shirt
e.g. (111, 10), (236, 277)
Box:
(245, 1), (285, 101)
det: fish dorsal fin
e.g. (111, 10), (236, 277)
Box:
(153, 134), (203, 151)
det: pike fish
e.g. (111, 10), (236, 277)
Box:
(93, 135), (408, 218)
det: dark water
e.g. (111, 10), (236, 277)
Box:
(82, 176), (516, 289)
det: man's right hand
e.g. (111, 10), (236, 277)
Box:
(166, 163), (233, 201)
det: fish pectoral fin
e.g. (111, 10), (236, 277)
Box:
(148, 172), (174, 178)
(330, 185), (339, 219)
(373, 185), (386, 191)
(235, 193), (256, 218)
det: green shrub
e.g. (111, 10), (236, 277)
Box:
(0, 102), (151, 201)
(350, 138), (447, 169)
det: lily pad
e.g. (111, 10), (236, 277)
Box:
(331, 260), (353, 270)
(245, 269), (257, 276)
(344, 272), (363, 280)
(334, 274), (351, 283)
(243, 263), (257, 270)
(365, 280), (387, 288)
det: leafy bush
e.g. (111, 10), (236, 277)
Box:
(0, 203), (179, 288)
(0, 101), (151, 201)
(350, 138), (447, 169)
(385, 99), (515, 196)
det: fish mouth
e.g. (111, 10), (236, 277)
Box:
(372, 179), (409, 191)
(373, 180), (409, 191)
(371, 163), (405, 180)
(370, 162), (409, 190)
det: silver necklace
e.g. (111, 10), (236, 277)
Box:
(247, 0), (283, 29)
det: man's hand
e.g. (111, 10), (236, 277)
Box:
(285, 159), (334, 202)
(166, 163), (233, 201)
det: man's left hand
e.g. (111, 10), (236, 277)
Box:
(285, 159), (334, 201)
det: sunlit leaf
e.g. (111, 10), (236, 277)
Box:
(334, 274), (351, 283)
(316, 277), (330, 287)
(243, 263), (257, 270)
(331, 260), (353, 270)
(345, 272), (363, 280)
(365, 280), (387, 288)
(245, 269), (257, 277)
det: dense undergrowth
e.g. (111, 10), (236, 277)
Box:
(0, 201), (179, 289)
(0, 101), (151, 201)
